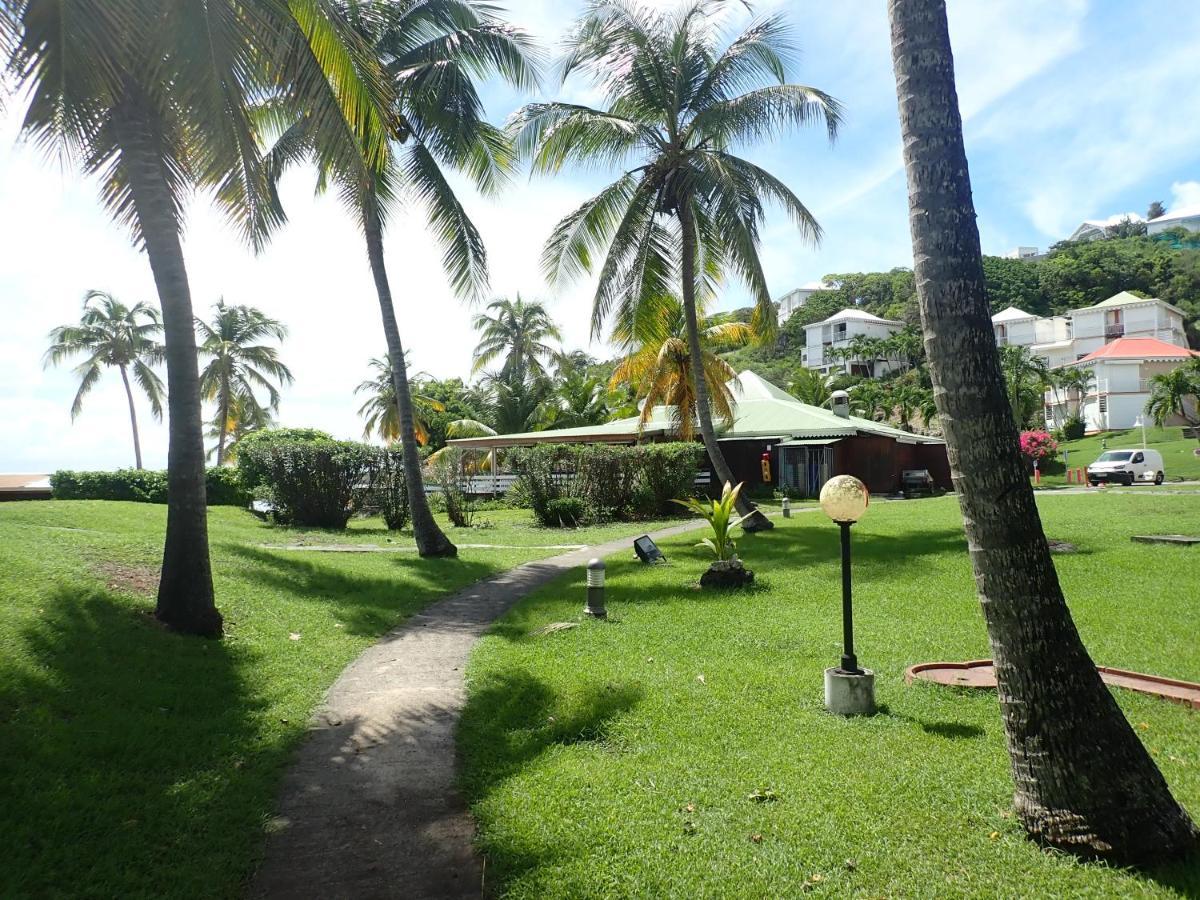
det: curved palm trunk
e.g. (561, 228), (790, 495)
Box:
(116, 96), (221, 638)
(118, 364), (144, 470)
(678, 205), (772, 531)
(888, 0), (1196, 863)
(363, 200), (456, 558)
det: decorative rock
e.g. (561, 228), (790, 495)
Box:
(699, 558), (755, 588)
(1047, 540), (1078, 553)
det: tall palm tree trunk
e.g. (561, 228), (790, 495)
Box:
(678, 204), (772, 531)
(363, 200), (456, 557)
(116, 97), (222, 638)
(118, 364), (144, 470)
(888, 0), (1196, 863)
(216, 376), (230, 467)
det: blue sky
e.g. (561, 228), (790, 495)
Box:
(2, 0), (1199, 471)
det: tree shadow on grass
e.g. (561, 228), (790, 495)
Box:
(221, 543), (498, 637)
(0, 585), (282, 898)
(873, 703), (986, 739)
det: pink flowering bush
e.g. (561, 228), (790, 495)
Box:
(1019, 430), (1059, 465)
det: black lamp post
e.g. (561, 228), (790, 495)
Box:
(819, 475), (874, 715)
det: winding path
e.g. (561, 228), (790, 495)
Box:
(251, 517), (718, 899)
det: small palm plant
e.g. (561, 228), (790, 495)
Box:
(674, 481), (747, 562)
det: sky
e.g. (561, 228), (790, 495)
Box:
(2, 0), (1200, 472)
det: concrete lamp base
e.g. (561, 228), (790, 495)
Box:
(824, 667), (876, 716)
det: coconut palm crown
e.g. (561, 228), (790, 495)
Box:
(197, 300), (294, 466)
(44, 290), (165, 470)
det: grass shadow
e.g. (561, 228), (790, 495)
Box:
(0, 586), (277, 897)
(221, 543), (497, 637)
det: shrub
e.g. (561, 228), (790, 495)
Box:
(639, 443), (705, 515)
(238, 436), (376, 528)
(1019, 430), (1059, 467)
(1060, 415), (1086, 441)
(543, 497), (585, 528)
(50, 468), (249, 506)
(428, 448), (474, 528)
(236, 428), (334, 495)
(509, 442), (704, 525)
(372, 448), (410, 530)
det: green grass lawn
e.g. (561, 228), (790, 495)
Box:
(1040, 425), (1200, 486)
(0, 500), (684, 898)
(460, 493), (1200, 898)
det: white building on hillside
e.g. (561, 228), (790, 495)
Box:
(992, 291), (1189, 369)
(1147, 205), (1200, 236)
(776, 281), (834, 321)
(1044, 338), (1199, 432)
(1064, 213), (1144, 243)
(802, 309), (905, 376)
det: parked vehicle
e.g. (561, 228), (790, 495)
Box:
(1087, 449), (1164, 486)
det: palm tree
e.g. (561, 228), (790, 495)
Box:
(44, 290), (165, 469)
(1145, 360), (1200, 436)
(355, 355), (446, 445)
(263, 0), (537, 558)
(471, 296), (564, 383)
(534, 369), (609, 430)
(788, 367), (833, 407)
(517, 1), (841, 529)
(1056, 366), (1095, 419)
(610, 295), (750, 439)
(205, 394), (273, 463)
(196, 300), (293, 466)
(888, 0), (1196, 862)
(999, 344), (1049, 427)
(2, 0), (389, 637)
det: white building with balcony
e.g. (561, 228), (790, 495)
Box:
(1044, 338), (1199, 432)
(802, 309), (905, 376)
(993, 292), (1189, 369)
(776, 281), (835, 321)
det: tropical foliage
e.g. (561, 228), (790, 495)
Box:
(355, 356), (446, 445)
(1145, 359), (1200, 436)
(196, 300), (293, 466)
(44, 291), (164, 470)
(673, 481), (746, 561)
(610, 296), (752, 439)
(471, 296), (563, 382)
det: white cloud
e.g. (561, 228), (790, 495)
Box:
(1169, 181), (1200, 211)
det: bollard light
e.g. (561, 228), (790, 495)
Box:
(781, 496), (791, 518)
(818, 475), (875, 715)
(585, 558), (607, 618)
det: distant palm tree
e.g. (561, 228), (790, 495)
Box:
(518, 1), (841, 529)
(1056, 366), (1096, 418)
(205, 395), (272, 464)
(610, 296), (750, 439)
(999, 345), (1049, 427)
(535, 369), (609, 430)
(197, 300), (292, 466)
(45, 290), (165, 469)
(2, 0), (390, 636)
(788, 367), (833, 407)
(471, 296), (564, 383)
(263, 1), (537, 558)
(1145, 361), (1200, 437)
(355, 356), (446, 445)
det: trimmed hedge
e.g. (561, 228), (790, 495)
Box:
(238, 435), (377, 529)
(509, 442), (704, 527)
(50, 468), (250, 506)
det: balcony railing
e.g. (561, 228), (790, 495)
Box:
(1104, 326), (1125, 339)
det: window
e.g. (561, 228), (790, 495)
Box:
(1133, 452), (1144, 464)
(1098, 396), (1108, 413)
(1096, 451), (1131, 463)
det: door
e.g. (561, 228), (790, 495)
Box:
(1130, 450), (1146, 481)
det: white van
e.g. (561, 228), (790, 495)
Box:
(1087, 448), (1165, 486)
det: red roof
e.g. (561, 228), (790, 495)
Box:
(1076, 337), (1199, 363)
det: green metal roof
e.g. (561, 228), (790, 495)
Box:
(448, 371), (944, 448)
